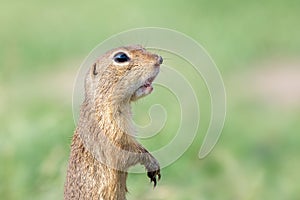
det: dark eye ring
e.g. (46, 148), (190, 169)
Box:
(113, 52), (130, 63)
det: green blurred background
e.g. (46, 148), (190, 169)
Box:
(1, 0), (300, 199)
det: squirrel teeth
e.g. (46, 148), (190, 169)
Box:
(132, 75), (157, 100)
(142, 77), (156, 92)
(144, 77), (155, 88)
(144, 81), (152, 88)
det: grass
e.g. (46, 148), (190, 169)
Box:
(1, 0), (300, 199)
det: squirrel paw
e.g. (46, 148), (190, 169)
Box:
(147, 169), (161, 187)
(145, 156), (161, 187)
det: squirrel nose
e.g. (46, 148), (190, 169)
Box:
(155, 56), (163, 66)
(154, 55), (163, 67)
(158, 56), (163, 65)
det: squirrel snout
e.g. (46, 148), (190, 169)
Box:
(158, 56), (163, 65)
(155, 55), (163, 67)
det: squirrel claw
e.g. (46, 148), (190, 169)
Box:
(147, 170), (161, 187)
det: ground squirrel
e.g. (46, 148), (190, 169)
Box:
(64, 45), (163, 200)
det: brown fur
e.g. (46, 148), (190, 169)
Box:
(64, 45), (162, 200)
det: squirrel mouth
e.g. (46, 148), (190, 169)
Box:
(143, 77), (155, 91)
(131, 75), (158, 101)
(139, 76), (156, 94)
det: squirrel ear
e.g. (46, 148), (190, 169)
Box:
(92, 63), (98, 76)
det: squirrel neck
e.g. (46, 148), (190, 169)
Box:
(79, 94), (134, 147)
(97, 96), (133, 137)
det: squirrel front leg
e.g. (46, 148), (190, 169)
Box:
(141, 148), (161, 187)
(128, 142), (161, 187)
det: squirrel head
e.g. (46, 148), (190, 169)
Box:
(85, 45), (163, 106)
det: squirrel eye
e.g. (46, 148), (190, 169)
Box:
(113, 52), (130, 63)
